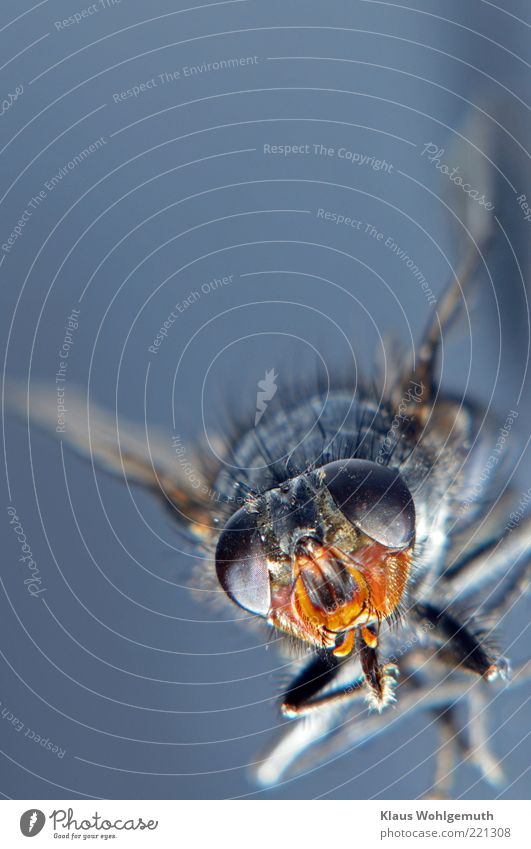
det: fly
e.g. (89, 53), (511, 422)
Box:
(9, 243), (531, 798)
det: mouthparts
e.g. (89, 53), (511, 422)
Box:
(290, 537), (411, 655)
(292, 539), (370, 644)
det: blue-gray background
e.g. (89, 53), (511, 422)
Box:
(1, 0), (530, 799)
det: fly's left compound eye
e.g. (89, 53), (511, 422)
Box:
(215, 508), (271, 616)
(322, 459), (415, 550)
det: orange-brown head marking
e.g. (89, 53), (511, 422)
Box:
(269, 537), (412, 656)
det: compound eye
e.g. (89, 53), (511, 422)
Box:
(322, 459), (415, 550)
(215, 508), (271, 616)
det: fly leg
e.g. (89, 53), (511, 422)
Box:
(465, 686), (505, 786)
(428, 692), (504, 796)
(441, 513), (531, 612)
(424, 706), (466, 799)
(7, 381), (221, 543)
(256, 661), (531, 788)
(443, 488), (515, 571)
(254, 654), (366, 787)
(281, 632), (399, 718)
(406, 242), (490, 403)
(358, 637), (399, 711)
(280, 653), (366, 718)
(412, 602), (507, 680)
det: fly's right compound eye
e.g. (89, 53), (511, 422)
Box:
(322, 459), (415, 550)
(215, 508), (271, 616)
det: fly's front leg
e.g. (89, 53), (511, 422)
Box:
(358, 641), (399, 711)
(413, 602), (507, 680)
(281, 629), (399, 718)
(256, 653), (368, 787)
(280, 653), (366, 718)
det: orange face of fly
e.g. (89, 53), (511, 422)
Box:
(215, 460), (416, 657)
(268, 537), (412, 656)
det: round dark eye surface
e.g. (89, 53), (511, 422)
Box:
(322, 459), (415, 549)
(215, 508), (271, 616)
